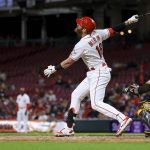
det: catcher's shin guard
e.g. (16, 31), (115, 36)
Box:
(137, 109), (150, 129)
(66, 108), (76, 128)
(144, 130), (150, 138)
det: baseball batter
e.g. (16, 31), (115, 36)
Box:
(16, 87), (30, 132)
(44, 15), (139, 136)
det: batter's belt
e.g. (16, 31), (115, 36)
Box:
(88, 63), (107, 71)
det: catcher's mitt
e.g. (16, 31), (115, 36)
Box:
(123, 83), (139, 96)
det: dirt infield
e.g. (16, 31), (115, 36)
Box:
(0, 135), (149, 142)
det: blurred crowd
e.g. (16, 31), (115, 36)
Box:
(0, 69), (150, 121)
(1, 40), (150, 121)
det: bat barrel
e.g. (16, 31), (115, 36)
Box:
(136, 12), (150, 19)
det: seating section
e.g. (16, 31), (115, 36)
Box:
(0, 43), (150, 98)
(0, 43), (150, 120)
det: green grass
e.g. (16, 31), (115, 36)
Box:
(0, 132), (147, 150)
(0, 142), (150, 150)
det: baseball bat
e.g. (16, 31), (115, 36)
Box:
(136, 12), (150, 19)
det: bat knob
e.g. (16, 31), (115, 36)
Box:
(135, 16), (139, 19)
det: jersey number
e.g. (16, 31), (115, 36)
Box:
(96, 43), (103, 58)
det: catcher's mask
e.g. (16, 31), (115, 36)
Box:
(76, 16), (96, 33)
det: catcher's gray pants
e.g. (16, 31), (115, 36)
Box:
(139, 110), (150, 129)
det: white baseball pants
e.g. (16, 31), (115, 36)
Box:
(17, 108), (28, 132)
(70, 67), (126, 123)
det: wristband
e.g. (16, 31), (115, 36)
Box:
(55, 64), (63, 71)
(112, 23), (126, 32)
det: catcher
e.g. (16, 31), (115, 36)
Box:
(124, 80), (150, 137)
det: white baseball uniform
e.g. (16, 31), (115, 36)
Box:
(16, 93), (30, 132)
(69, 29), (126, 123)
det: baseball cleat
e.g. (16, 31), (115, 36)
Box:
(116, 117), (132, 137)
(55, 127), (75, 137)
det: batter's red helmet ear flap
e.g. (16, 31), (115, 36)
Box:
(76, 18), (83, 27)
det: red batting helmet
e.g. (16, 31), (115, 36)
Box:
(76, 16), (96, 33)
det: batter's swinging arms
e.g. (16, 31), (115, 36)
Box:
(44, 15), (139, 137)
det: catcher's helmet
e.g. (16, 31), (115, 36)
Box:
(76, 16), (96, 33)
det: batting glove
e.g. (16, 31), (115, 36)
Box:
(44, 65), (56, 78)
(127, 15), (139, 24)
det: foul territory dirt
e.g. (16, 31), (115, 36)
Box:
(0, 136), (149, 142)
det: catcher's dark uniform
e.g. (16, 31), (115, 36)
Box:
(124, 80), (150, 137)
(137, 101), (150, 137)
